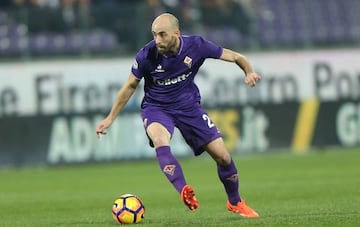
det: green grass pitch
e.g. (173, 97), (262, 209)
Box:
(0, 148), (359, 226)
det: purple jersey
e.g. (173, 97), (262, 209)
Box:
(131, 35), (223, 109)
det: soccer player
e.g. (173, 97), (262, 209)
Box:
(96, 13), (260, 218)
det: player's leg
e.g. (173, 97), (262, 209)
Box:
(145, 121), (187, 193)
(172, 105), (240, 203)
(146, 122), (171, 147)
(174, 104), (258, 217)
(204, 139), (259, 218)
(146, 122), (198, 211)
(203, 138), (240, 204)
(142, 108), (198, 210)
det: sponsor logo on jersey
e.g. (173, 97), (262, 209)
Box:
(153, 72), (192, 86)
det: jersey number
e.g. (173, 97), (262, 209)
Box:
(202, 114), (215, 128)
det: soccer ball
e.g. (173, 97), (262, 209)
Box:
(112, 194), (145, 224)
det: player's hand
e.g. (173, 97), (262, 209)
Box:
(244, 72), (261, 87)
(96, 118), (112, 138)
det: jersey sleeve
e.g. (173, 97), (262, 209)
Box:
(131, 50), (147, 80)
(198, 36), (223, 59)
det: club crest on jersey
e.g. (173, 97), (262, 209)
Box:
(163, 165), (176, 176)
(184, 56), (192, 68)
(226, 174), (238, 183)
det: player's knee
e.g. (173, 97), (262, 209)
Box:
(151, 136), (170, 147)
(214, 152), (232, 166)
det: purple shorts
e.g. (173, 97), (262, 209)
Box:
(141, 104), (222, 156)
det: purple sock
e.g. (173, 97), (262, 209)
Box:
(155, 146), (187, 193)
(217, 159), (241, 205)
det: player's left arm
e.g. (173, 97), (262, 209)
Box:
(220, 48), (261, 87)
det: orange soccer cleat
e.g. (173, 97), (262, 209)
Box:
(180, 185), (199, 211)
(226, 200), (260, 218)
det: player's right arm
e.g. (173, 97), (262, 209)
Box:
(96, 73), (140, 138)
(220, 48), (261, 87)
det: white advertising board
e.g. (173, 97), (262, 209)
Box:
(198, 48), (360, 106)
(1, 48), (359, 163)
(1, 48), (359, 117)
(0, 58), (141, 116)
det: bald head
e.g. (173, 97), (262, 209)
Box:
(151, 13), (181, 54)
(152, 13), (180, 32)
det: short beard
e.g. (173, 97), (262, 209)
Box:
(157, 36), (178, 54)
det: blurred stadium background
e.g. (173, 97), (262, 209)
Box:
(0, 0), (359, 58)
(1, 1), (360, 226)
(1, 0), (360, 166)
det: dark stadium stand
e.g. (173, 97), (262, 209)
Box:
(0, 0), (359, 58)
(254, 0), (360, 47)
(203, 0), (360, 49)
